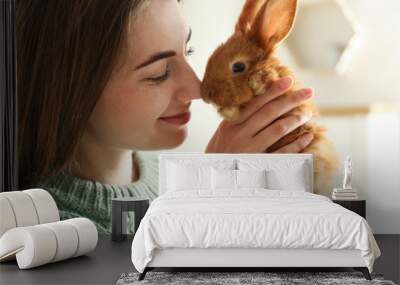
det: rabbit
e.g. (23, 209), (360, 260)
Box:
(200, 0), (340, 197)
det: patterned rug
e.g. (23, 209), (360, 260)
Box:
(116, 271), (396, 285)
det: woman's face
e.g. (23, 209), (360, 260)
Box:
(86, 0), (201, 151)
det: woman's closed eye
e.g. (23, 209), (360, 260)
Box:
(145, 45), (195, 85)
(146, 65), (171, 84)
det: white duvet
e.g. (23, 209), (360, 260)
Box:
(131, 189), (381, 273)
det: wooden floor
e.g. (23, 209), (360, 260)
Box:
(373, 234), (400, 284)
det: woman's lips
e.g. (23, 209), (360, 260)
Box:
(159, 112), (191, 125)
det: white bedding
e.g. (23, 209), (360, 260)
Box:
(131, 189), (381, 273)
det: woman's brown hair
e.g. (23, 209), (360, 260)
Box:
(16, 0), (150, 188)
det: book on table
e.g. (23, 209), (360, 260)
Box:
(332, 188), (359, 200)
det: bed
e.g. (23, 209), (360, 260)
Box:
(130, 153), (381, 281)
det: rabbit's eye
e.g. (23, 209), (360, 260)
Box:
(232, 62), (246, 74)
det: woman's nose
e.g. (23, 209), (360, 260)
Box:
(190, 76), (202, 100)
(176, 61), (202, 102)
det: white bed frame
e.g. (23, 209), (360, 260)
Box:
(138, 152), (371, 281)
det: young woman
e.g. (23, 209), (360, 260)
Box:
(16, 0), (315, 234)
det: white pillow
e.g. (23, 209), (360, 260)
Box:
(167, 162), (212, 191)
(266, 167), (307, 191)
(238, 159), (309, 192)
(236, 169), (268, 189)
(211, 168), (237, 190)
(211, 168), (268, 190)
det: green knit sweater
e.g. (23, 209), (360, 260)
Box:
(38, 151), (159, 235)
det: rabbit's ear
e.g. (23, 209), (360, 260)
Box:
(250, 0), (297, 49)
(235, 0), (267, 34)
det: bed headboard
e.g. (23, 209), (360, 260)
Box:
(158, 152), (314, 195)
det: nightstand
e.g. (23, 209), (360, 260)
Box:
(111, 197), (149, 242)
(332, 199), (366, 219)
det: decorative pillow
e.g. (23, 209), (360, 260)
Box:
(167, 162), (212, 191)
(238, 159), (309, 192)
(211, 168), (237, 190)
(236, 169), (268, 189)
(266, 166), (307, 191)
(211, 168), (268, 190)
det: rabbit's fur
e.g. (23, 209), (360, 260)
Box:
(200, 0), (339, 197)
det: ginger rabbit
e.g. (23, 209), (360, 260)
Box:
(200, 0), (340, 197)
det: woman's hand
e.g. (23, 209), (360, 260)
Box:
(205, 76), (314, 154)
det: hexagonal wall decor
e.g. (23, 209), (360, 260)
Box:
(285, 0), (360, 74)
